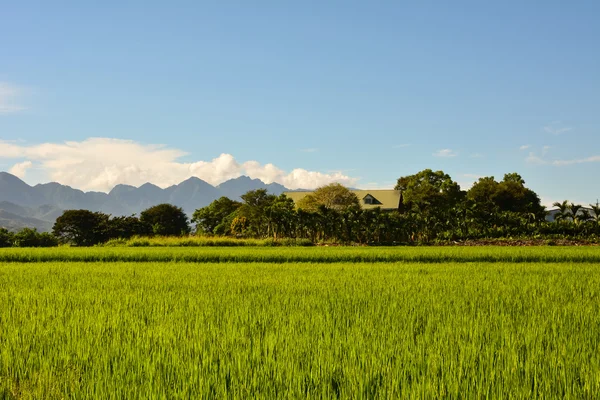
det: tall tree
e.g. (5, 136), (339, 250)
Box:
(265, 194), (296, 239)
(140, 204), (190, 236)
(395, 169), (464, 214)
(236, 189), (278, 237)
(192, 197), (242, 235)
(469, 174), (544, 215)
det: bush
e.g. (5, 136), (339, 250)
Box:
(13, 228), (58, 248)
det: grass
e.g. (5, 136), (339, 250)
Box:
(101, 236), (314, 247)
(1, 245), (600, 263)
(1, 260), (599, 398)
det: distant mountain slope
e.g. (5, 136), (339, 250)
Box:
(0, 172), (292, 231)
(0, 210), (53, 232)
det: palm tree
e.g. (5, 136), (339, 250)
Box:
(552, 200), (572, 223)
(590, 201), (600, 224)
(570, 203), (586, 225)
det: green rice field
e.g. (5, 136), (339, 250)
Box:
(1, 247), (599, 398)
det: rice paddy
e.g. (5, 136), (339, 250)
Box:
(1, 247), (599, 398)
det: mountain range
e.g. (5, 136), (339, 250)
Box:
(0, 172), (289, 232)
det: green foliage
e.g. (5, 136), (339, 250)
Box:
(296, 183), (360, 212)
(4, 170), (593, 247)
(101, 236), (314, 247)
(140, 204), (190, 236)
(395, 169), (464, 215)
(52, 209), (111, 246)
(1, 259), (599, 397)
(590, 201), (600, 224)
(2, 246), (600, 263)
(0, 228), (14, 248)
(192, 197), (241, 235)
(106, 215), (149, 239)
(13, 228), (58, 248)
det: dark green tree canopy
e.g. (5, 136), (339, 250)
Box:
(297, 183), (359, 212)
(13, 228), (57, 248)
(192, 197), (242, 235)
(395, 169), (464, 213)
(468, 173), (544, 215)
(0, 228), (14, 248)
(140, 204), (190, 236)
(236, 189), (278, 237)
(53, 209), (111, 246)
(106, 215), (149, 239)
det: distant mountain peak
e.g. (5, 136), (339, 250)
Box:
(139, 182), (161, 190)
(179, 176), (211, 186)
(0, 171), (291, 231)
(0, 171), (29, 185)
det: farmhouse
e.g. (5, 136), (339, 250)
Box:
(283, 190), (402, 211)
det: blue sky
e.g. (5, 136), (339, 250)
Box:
(1, 1), (599, 205)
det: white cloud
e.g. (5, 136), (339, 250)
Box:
(469, 153), (484, 158)
(552, 155), (600, 166)
(0, 137), (358, 192)
(525, 152), (548, 165)
(542, 145), (551, 155)
(519, 145), (531, 150)
(543, 122), (572, 135)
(0, 82), (25, 114)
(524, 147), (600, 166)
(433, 149), (457, 158)
(8, 161), (32, 178)
(299, 148), (318, 153)
(393, 144), (411, 149)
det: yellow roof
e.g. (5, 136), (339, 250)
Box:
(283, 190), (401, 210)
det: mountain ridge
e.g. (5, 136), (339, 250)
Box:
(0, 172), (291, 231)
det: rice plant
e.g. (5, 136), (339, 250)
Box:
(1, 246), (600, 263)
(1, 261), (599, 398)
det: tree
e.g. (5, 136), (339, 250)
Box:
(552, 200), (572, 223)
(494, 173), (544, 215)
(236, 189), (278, 237)
(53, 209), (111, 246)
(296, 183), (359, 212)
(569, 203), (589, 225)
(13, 228), (58, 247)
(590, 201), (600, 224)
(140, 204), (190, 236)
(396, 169), (464, 215)
(265, 194), (296, 239)
(466, 177), (499, 212)
(106, 215), (149, 239)
(468, 173), (544, 216)
(0, 228), (14, 248)
(192, 197), (241, 235)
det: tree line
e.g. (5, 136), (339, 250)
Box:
(1, 169), (599, 247)
(193, 170), (600, 244)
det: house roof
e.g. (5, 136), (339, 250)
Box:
(283, 189), (401, 210)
